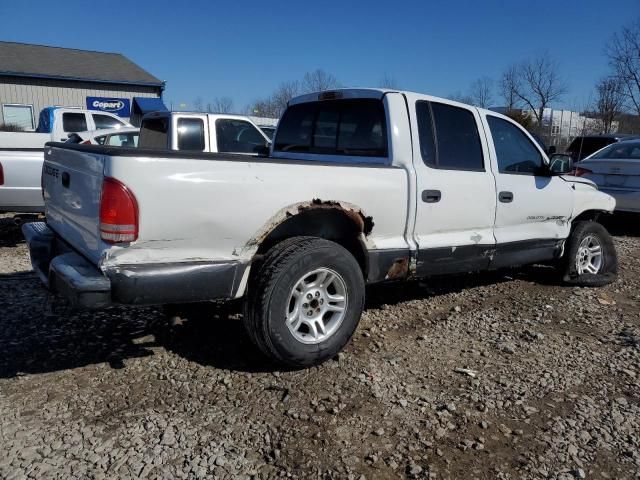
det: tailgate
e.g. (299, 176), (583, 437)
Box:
(43, 145), (105, 264)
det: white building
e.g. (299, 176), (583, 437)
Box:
(529, 108), (618, 148)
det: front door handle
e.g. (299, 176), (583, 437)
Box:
(499, 191), (513, 203)
(422, 189), (441, 203)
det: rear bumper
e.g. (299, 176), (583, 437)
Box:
(22, 222), (245, 309)
(599, 188), (640, 213)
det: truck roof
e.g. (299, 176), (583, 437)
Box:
(288, 87), (502, 117)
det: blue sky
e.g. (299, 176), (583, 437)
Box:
(1, 0), (637, 112)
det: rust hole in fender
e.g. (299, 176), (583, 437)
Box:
(297, 199), (374, 236)
(386, 257), (409, 279)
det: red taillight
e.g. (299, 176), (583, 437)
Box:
(99, 177), (138, 243)
(0, 162), (4, 186)
(574, 167), (593, 177)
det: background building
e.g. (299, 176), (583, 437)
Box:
(0, 41), (166, 129)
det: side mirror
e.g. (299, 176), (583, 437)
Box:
(549, 153), (573, 175)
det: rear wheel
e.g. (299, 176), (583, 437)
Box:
(243, 236), (365, 367)
(561, 221), (617, 287)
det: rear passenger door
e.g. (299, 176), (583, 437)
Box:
(408, 97), (497, 276)
(482, 114), (573, 267)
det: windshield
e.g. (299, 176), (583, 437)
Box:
(590, 141), (640, 160)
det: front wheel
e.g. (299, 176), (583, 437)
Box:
(243, 237), (365, 367)
(561, 221), (617, 287)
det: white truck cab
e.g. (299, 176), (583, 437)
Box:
(25, 88), (618, 368)
(139, 112), (271, 154)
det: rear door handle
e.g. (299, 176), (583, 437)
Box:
(422, 189), (441, 203)
(499, 191), (513, 203)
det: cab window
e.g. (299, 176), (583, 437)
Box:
(62, 113), (87, 132)
(416, 101), (484, 171)
(488, 116), (543, 174)
(93, 114), (126, 130)
(216, 119), (266, 154)
(177, 118), (205, 151)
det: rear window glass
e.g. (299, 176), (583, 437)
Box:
(177, 118), (205, 151)
(62, 113), (87, 132)
(93, 114), (126, 130)
(591, 141), (640, 159)
(274, 99), (388, 159)
(139, 117), (169, 150)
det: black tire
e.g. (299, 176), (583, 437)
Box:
(561, 221), (617, 287)
(243, 236), (365, 367)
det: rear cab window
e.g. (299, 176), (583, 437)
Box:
(139, 117), (169, 149)
(273, 98), (388, 163)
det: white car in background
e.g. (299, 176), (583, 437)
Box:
(575, 139), (640, 213)
(66, 127), (140, 147)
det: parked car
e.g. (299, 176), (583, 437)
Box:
(566, 134), (640, 162)
(573, 139), (640, 213)
(139, 112), (271, 154)
(24, 88), (617, 367)
(66, 127), (140, 147)
(259, 125), (276, 140)
(0, 107), (131, 213)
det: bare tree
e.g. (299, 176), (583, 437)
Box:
(469, 77), (494, 108)
(509, 55), (567, 124)
(207, 97), (234, 114)
(301, 69), (340, 93)
(447, 91), (474, 105)
(500, 64), (521, 112)
(250, 81), (301, 118)
(192, 97), (204, 112)
(607, 18), (640, 115)
(594, 77), (625, 133)
(379, 73), (401, 89)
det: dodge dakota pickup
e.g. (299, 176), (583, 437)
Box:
(23, 88), (618, 367)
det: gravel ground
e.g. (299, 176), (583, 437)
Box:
(0, 214), (639, 479)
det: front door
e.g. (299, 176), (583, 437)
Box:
(407, 96), (497, 276)
(481, 114), (573, 268)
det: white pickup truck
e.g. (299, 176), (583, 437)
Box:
(0, 107), (130, 213)
(0, 111), (270, 213)
(24, 88), (618, 367)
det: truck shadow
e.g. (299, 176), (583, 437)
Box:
(601, 212), (640, 237)
(0, 265), (566, 378)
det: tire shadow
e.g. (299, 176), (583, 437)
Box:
(0, 264), (569, 377)
(0, 216), (26, 248)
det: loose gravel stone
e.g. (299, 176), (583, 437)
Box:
(1, 214), (639, 479)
